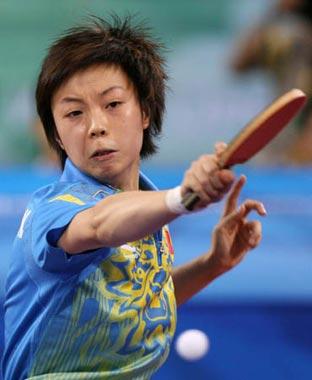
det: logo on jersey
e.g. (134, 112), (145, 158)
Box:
(17, 208), (31, 238)
(48, 194), (85, 205)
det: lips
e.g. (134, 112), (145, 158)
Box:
(91, 148), (117, 158)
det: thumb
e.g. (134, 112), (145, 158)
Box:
(215, 141), (227, 158)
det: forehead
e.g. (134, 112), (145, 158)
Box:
(52, 64), (133, 104)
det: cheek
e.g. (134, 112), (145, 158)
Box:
(117, 110), (144, 139)
(55, 121), (85, 155)
(125, 119), (144, 148)
(130, 129), (144, 157)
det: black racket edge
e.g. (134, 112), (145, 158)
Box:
(181, 192), (201, 211)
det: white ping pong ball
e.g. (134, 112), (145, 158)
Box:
(175, 329), (210, 361)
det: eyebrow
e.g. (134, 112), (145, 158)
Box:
(59, 85), (125, 104)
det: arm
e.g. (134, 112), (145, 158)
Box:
(172, 176), (266, 306)
(58, 153), (235, 254)
(58, 190), (176, 253)
(172, 251), (224, 306)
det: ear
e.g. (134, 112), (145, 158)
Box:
(142, 110), (150, 130)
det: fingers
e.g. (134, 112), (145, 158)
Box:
(181, 154), (235, 207)
(223, 175), (246, 217)
(223, 198), (266, 230)
(239, 199), (267, 218)
(241, 220), (262, 249)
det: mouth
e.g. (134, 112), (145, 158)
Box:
(90, 148), (117, 160)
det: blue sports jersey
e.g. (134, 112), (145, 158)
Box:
(2, 159), (177, 379)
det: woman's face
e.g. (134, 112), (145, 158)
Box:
(52, 64), (149, 190)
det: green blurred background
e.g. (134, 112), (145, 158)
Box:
(0, 0), (272, 165)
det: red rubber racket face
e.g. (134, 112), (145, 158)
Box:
(220, 89), (307, 167)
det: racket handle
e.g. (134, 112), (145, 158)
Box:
(181, 192), (200, 211)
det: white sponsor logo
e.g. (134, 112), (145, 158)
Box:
(17, 208), (31, 239)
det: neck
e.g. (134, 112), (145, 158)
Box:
(99, 169), (140, 192)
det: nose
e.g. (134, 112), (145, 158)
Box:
(88, 111), (107, 138)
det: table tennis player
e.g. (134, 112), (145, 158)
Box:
(2, 15), (266, 379)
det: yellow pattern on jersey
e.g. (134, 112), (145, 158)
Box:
(28, 227), (176, 379)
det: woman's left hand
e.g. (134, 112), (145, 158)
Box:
(209, 175), (266, 274)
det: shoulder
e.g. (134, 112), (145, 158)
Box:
(29, 181), (115, 209)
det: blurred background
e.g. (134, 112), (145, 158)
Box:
(0, 0), (311, 378)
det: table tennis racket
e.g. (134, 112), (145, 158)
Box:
(182, 88), (307, 210)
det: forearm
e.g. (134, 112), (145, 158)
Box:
(172, 251), (226, 306)
(60, 190), (178, 253)
(92, 190), (177, 245)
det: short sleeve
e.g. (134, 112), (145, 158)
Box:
(30, 186), (111, 274)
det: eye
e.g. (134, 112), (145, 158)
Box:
(65, 110), (82, 118)
(107, 101), (122, 109)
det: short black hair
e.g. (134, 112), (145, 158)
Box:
(36, 14), (168, 168)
